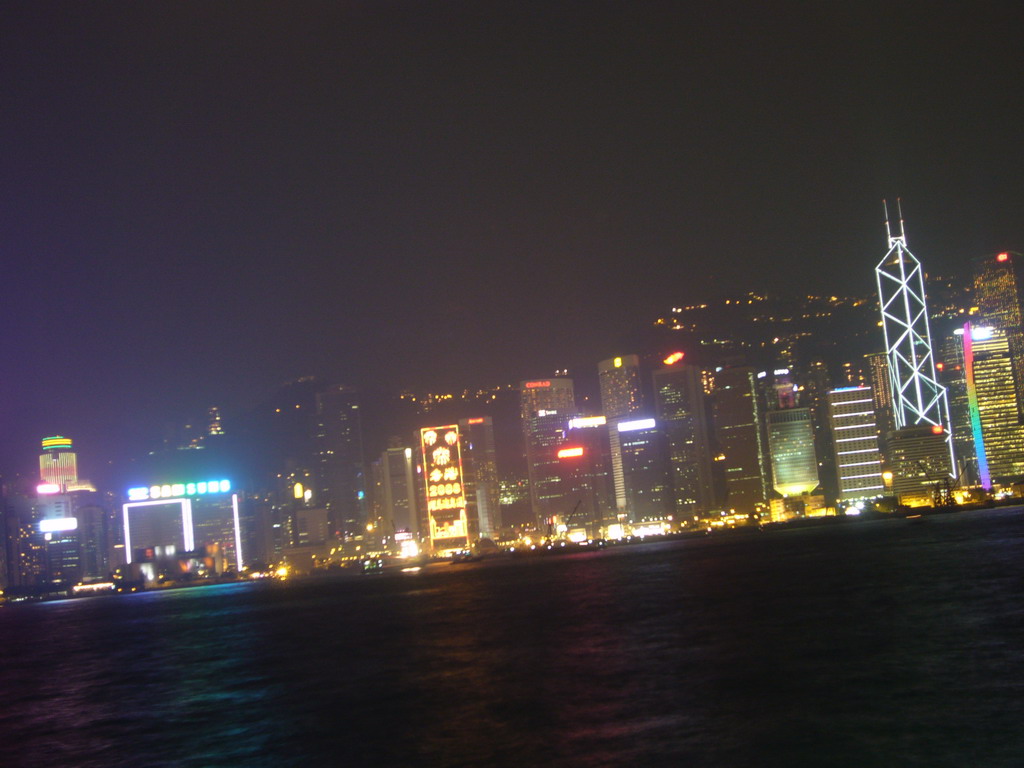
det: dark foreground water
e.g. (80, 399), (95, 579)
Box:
(2, 508), (1023, 767)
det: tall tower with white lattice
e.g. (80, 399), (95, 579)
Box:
(875, 200), (954, 475)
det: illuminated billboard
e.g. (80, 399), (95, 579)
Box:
(127, 479), (231, 502)
(618, 418), (657, 433)
(420, 425), (469, 552)
(39, 517), (78, 533)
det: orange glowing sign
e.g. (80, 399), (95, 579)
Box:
(420, 425), (469, 551)
(931, 425), (944, 435)
(467, 417), (485, 424)
(557, 446), (584, 459)
(525, 380), (551, 388)
(997, 252), (1010, 262)
(663, 351), (685, 365)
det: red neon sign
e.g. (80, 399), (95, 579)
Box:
(997, 252), (1010, 262)
(557, 447), (584, 459)
(663, 351), (685, 366)
(467, 417), (484, 424)
(525, 381), (551, 388)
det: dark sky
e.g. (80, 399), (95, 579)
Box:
(3, 1), (1023, 477)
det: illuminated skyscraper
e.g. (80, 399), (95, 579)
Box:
(617, 417), (672, 522)
(419, 425), (470, 554)
(972, 251), (1024, 421)
(39, 436), (78, 492)
(652, 357), (715, 516)
(766, 408), (819, 497)
(520, 378), (577, 527)
(598, 355), (643, 511)
(828, 386), (885, 501)
(875, 202), (953, 474)
(959, 323), (1024, 487)
(713, 367), (765, 514)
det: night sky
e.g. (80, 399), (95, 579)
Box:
(3, 1), (1023, 478)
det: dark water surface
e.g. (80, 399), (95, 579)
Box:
(3, 508), (1023, 767)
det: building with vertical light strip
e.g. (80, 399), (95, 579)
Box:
(959, 323), (1024, 487)
(599, 355), (644, 513)
(713, 367), (766, 515)
(828, 386), (885, 502)
(39, 436), (78, 491)
(972, 252), (1024, 420)
(122, 478), (243, 582)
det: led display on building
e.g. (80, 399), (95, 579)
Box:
(420, 425), (469, 553)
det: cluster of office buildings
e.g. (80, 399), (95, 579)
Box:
(3, 219), (1024, 591)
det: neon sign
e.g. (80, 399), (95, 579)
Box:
(568, 416), (606, 429)
(39, 517), (78, 533)
(557, 447), (584, 459)
(41, 436), (73, 451)
(421, 425), (468, 550)
(618, 418), (656, 433)
(524, 380), (551, 388)
(663, 351), (685, 366)
(127, 479), (232, 501)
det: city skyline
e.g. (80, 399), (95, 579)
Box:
(4, 2), (1024, 477)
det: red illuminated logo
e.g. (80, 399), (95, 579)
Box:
(931, 425), (944, 435)
(663, 351), (685, 366)
(467, 417), (484, 424)
(557, 447), (584, 459)
(997, 252), (1010, 262)
(525, 381), (551, 388)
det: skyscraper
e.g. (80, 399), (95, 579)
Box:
(712, 367), (765, 515)
(828, 386), (885, 502)
(598, 355), (643, 512)
(875, 202), (954, 475)
(766, 408), (819, 497)
(520, 378), (577, 528)
(617, 417), (672, 522)
(313, 385), (366, 537)
(959, 323), (1024, 487)
(459, 417), (501, 540)
(652, 357), (715, 517)
(972, 251), (1024, 421)
(39, 436), (78, 492)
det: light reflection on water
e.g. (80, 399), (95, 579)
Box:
(1, 509), (1023, 766)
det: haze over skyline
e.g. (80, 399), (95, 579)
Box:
(3, 1), (1023, 477)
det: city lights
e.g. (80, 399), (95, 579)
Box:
(127, 479), (231, 501)
(39, 517), (78, 533)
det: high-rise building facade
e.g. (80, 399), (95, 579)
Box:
(875, 205), (954, 475)
(828, 386), (885, 502)
(374, 446), (419, 538)
(766, 408), (819, 497)
(712, 367), (765, 514)
(39, 436), (78, 492)
(617, 417), (672, 522)
(598, 355), (644, 512)
(314, 385), (366, 537)
(652, 359), (715, 516)
(419, 425), (470, 554)
(972, 252), (1024, 421)
(959, 323), (1024, 487)
(459, 417), (501, 540)
(520, 378), (577, 528)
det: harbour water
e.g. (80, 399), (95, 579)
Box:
(2, 507), (1023, 767)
